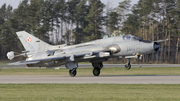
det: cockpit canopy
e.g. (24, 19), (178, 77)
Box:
(123, 35), (143, 41)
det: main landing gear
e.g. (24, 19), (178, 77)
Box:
(92, 62), (103, 76)
(65, 62), (78, 77)
(69, 69), (77, 77)
(125, 58), (131, 70)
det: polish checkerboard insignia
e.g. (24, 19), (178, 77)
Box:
(27, 36), (32, 42)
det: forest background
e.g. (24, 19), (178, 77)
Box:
(0, 0), (180, 64)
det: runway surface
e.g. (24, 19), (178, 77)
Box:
(1, 64), (180, 69)
(1, 64), (180, 84)
(0, 75), (180, 84)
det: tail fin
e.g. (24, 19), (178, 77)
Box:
(16, 31), (50, 52)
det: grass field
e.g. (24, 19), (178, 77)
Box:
(0, 84), (180, 101)
(0, 67), (180, 75)
(0, 67), (180, 101)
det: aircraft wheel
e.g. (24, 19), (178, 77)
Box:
(93, 68), (100, 76)
(69, 69), (77, 77)
(125, 64), (131, 70)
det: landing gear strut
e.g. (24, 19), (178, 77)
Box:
(69, 69), (77, 77)
(125, 58), (131, 70)
(92, 62), (103, 76)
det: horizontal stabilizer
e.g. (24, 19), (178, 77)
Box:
(8, 61), (40, 65)
(26, 56), (69, 63)
(8, 55), (68, 65)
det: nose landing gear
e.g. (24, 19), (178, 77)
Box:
(125, 58), (131, 70)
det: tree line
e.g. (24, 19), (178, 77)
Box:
(0, 0), (180, 64)
(121, 0), (180, 64)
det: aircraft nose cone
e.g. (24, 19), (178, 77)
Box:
(154, 42), (160, 51)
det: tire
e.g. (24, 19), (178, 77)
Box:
(69, 69), (77, 77)
(93, 68), (100, 76)
(125, 64), (131, 70)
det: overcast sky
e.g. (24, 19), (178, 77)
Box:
(0, 0), (138, 9)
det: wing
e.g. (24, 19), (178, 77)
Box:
(8, 51), (110, 65)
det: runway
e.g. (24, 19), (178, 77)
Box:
(0, 75), (179, 84)
(1, 64), (180, 84)
(1, 64), (180, 69)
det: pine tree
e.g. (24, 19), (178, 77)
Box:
(106, 11), (120, 33)
(12, 0), (30, 31)
(83, 0), (105, 41)
(53, 0), (66, 44)
(116, 0), (131, 28)
(74, 0), (89, 44)
(0, 4), (17, 59)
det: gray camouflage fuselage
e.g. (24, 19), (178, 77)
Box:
(7, 31), (160, 77)
(25, 35), (157, 67)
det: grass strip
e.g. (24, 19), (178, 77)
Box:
(0, 67), (180, 75)
(0, 84), (179, 101)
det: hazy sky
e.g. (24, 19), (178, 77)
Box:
(0, 0), (139, 9)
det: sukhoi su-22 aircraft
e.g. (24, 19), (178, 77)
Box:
(7, 31), (164, 77)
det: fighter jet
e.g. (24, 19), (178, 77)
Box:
(7, 31), (162, 77)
